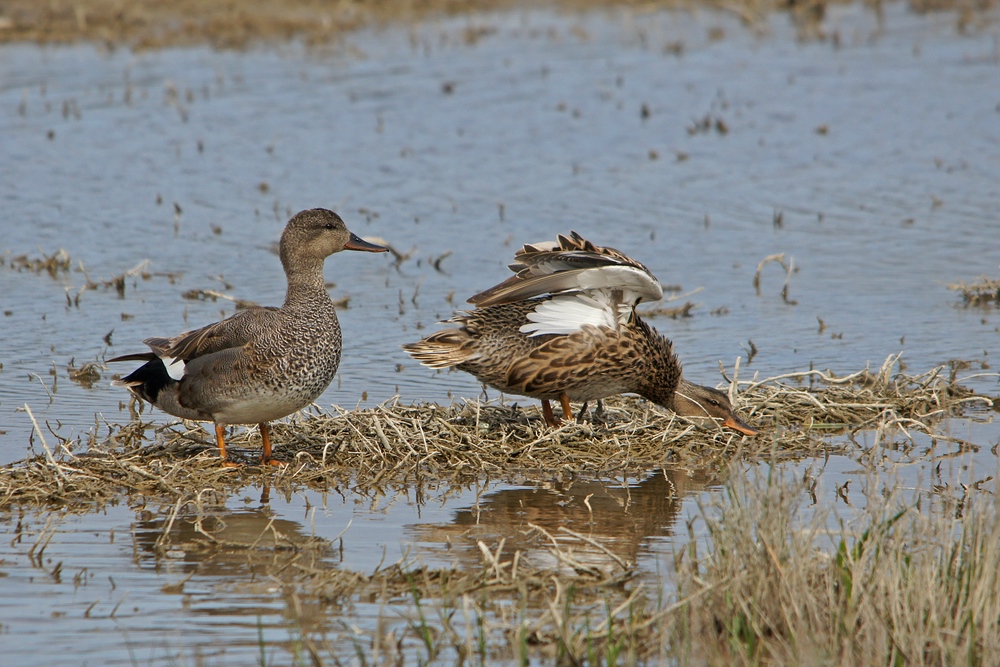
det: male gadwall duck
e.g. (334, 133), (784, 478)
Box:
(404, 231), (757, 434)
(109, 208), (387, 465)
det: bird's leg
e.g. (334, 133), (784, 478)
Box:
(259, 422), (285, 466)
(576, 401), (589, 422)
(216, 423), (240, 468)
(541, 399), (557, 427)
(559, 394), (573, 423)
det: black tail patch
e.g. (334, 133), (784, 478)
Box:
(117, 358), (176, 404)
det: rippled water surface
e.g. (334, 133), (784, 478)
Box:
(1, 3), (999, 664)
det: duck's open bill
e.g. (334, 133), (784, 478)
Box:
(344, 233), (388, 253)
(723, 415), (759, 436)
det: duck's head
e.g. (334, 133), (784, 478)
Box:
(671, 381), (759, 436)
(280, 208), (386, 269)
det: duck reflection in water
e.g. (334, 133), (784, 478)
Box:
(131, 484), (333, 578)
(408, 467), (714, 577)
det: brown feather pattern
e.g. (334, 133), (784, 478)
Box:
(403, 232), (757, 435)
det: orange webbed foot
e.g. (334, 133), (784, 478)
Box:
(260, 458), (287, 467)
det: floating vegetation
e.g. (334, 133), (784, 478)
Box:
(67, 259), (161, 305)
(2, 248), (179, 305)
(78, 259), (151, 296)
(2, 249), (72, 277)
(731, 353), (993, 435)
(180, 288), (258, 309)
(2, 357), (994, 511)
(948, 276), (1000, 306)
(753, 252), (798, 305)
(66, 360), (102, 388)
(638, 300), (696, 318)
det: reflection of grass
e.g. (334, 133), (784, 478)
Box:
(245, 461), (998, 665)
(97, 452), (1000, 664)
(5, 361), (998, 663)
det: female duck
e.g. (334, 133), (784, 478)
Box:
(109, 209), (387, 465)
(404, 231), (757, 434)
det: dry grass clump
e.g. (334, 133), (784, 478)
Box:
(0, 399), (754, 511)
(2, 357), (993, 511)
(666, 465), (1000, 666)
(0, 417), (261, 509)
(734, 353), (992, 434)
(948, 276), (1000, 307)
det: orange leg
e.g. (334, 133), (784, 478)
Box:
(559, 394), (573, 422)
(215, 423), (240, 468)
(541, 399), (557, 427)
(259, 422), (285, 466)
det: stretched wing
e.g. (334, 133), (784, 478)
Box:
(469, 231), (662, 307)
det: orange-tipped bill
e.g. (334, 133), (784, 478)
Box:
(723, 415), (759, 436)
(344, 233), (389, 253)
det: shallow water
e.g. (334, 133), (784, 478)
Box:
(1, 2), (999, 663)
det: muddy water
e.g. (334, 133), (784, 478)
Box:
(1, 3), (999, 664)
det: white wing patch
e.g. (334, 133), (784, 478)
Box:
(520, 292), (618, 336)
(161, 356), (186, 381)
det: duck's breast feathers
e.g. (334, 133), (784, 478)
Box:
(469, 231), (662, 307)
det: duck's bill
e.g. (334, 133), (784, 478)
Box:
(723, 415), (759, 436)
(345, 233), (389, 253)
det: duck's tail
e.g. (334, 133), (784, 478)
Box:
(402, 329), (478, 369)
(107, 352), (174, 403)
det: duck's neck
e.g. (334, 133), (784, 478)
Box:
(282, 256), (331, 309)
(634, 319), (684, 409)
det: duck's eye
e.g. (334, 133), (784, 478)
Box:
(707, 398), (720, 407)
(323, 222), (335, 230)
